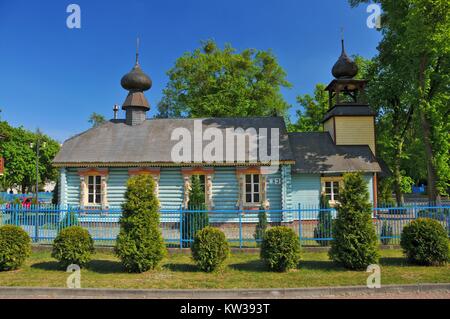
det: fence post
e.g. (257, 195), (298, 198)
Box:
(239, 209), (243, 249)
(34, 204), (39, 243)
(179, 206), (183, 249)
(298, 203), (302, 247)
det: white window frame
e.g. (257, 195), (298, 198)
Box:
(245, 174), (261, 204)
(324, 180), (340, 202)
(87, 175), (102, 205)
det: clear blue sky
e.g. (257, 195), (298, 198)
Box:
(0, 0), (381, 142)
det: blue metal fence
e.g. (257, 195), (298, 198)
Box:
(0, 203), (448, 247)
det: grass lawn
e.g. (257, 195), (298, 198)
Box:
(0, 248), (449, 289)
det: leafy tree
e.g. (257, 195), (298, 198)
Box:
(158, 40), (291, 118)
(0, 122), (60, 193)
(115, 175), (166, 272)
(329, 173), (379, 269)
(349, 0), (450, 202)
(88, 112), (106, 127)
(288, 84), (328, 132)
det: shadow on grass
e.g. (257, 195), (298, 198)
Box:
(31, 261), (60, 271)
(229, 260), (267, 272)
(87, 260), (123, 274)
(299, 260), (346, 271)
(164, 263), (199, 272)
(380, 257), (408, 266)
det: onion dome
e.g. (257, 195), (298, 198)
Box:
(332, 39), (358, 79)
(121, 62), (152, 92)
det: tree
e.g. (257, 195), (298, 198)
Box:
(88, 112), (106, 127)
(329, 173), (379, 269)
(254, 204), (268, 246)
(0, 121), (60, 193)
(314, 194), (333, 246)
(157, 40), (291, 118)
(349, 0), (450, 203)
(115, 175), (166, 272)
(288, 84), (328, 132)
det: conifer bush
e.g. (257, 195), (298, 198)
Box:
(0, 225), (31, 271)
(261, 226), (301, 272)
(52, 226), (94, 268)
(191, 226), (229, 272)
(329, 173), (379, 270)
(400, 218), (449, 266)
(314, 194), (333, 246)
(254, 204), (268, 246)
(115, 175), (166, 272)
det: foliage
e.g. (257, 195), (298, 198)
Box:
(380, 221), (393, 245)
(0, 122), (60, 193)
(400, 218), (449, 266)
(51, 226), (95, 268)
(314, 194), (333, 246)
(0, 225), (31, 271)
(329, 173), (379, 270)
(254, 204), (268, 246)
(58, 211), (79, 230)
(52, 180), (59, 205)
(288, 83), (328, 132)
(182, 175), (209, 247)
(377, 178), (395, 206)
(115, 175), (166, 273)
(191, 226), (230, 272)
(260, 226), (301, 272)
(157, 40), (291, 118)
(88, 112), (106, 127)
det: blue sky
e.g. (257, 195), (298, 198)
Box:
(0, 0), (381, 142)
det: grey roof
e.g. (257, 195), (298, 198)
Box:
(53, 117), (294, 166)
(322, 105), (375, 122)
(288, 132), (381, 174)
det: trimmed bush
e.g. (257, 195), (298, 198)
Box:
(260, 226), (301, 272)
(254, 205), (268, 246)
(58, 211), (79, 230)
(380, 221), (393, 245)
(191, 226), (230, 272)
(52, 226), (94, 268)
(329, 173), (379, 270)
(182, 175), (209, 247)
(0, 225), (31, 271)
(115, 175), (166, 273)
(400, 218), (449, 266)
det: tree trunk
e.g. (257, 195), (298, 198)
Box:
(393, 146), (404, 206)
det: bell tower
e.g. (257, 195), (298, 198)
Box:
(323, 39), (376, 155)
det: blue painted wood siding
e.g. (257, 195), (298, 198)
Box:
(291, 174), (321, 210)
(211, 167), (239, 211)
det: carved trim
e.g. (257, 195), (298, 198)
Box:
(236, 166), (263, 175)
(183, 175), (191, 209)
(181, 167), (214, 176)
(128, 167), (161, 176)
(78, 168), (109, 176)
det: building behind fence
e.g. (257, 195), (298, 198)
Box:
(0, 204), (449, 248)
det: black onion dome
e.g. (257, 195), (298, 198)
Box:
(332, 40), (358, 79)
(121, 63), (152, 92)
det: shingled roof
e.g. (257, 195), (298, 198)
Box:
(53, 117), (294, 167)
(322, 104), (376, 122)
(288, 132), (381, 173)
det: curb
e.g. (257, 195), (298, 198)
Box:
(0, 283), (449, 299)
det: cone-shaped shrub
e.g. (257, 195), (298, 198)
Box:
(254, 204), (268, 246)
(115, 175), (166, 272)
(261, 226), (301, 272)
(191, 226), (230, 272)
(0, 225), (31, 271)
(314, 194), (333, 246)
(52, 226), (94, 268)
(400, 218), (449, 266)
(329, 173), (379, 270)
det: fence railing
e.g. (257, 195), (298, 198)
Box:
(0, 203), (449, 247)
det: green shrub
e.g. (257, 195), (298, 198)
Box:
(52, 226), (94, 268)
(380, 221), (393, 245)
(329, 173), (379, 270)
(0, 225), (31, 271)
(115, 175), (166, 272)
(58, 211), (79, 230)
(400, 218), (449, 266)
(314, 194), (333, 246)
(191, 226), (230, 272)
(254, 205), (268, 246)
(261, 226), (301, 272)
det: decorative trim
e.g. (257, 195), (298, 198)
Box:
(128, 168), (161, 176)
(77, 168), (109, 176)
(181, 167), (214, 176)
(373, 173), (378, 207)
(236, 166), (263, 175)
(183, 175), (191, 209)
(53, 161), (296, 168)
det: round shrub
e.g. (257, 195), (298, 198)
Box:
(191, 226), (230, 272)
(400, 218), (449, 266)
(260, 226), (301, 272)
(52, 226), (95, 268)
(0, 225), (31, 271)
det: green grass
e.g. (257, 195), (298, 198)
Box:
(0, 249), (449, 289)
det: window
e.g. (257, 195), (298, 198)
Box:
(88, 176), (102, 205)
(325, 181), (340, 202)
(245, 174), (260, 204)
